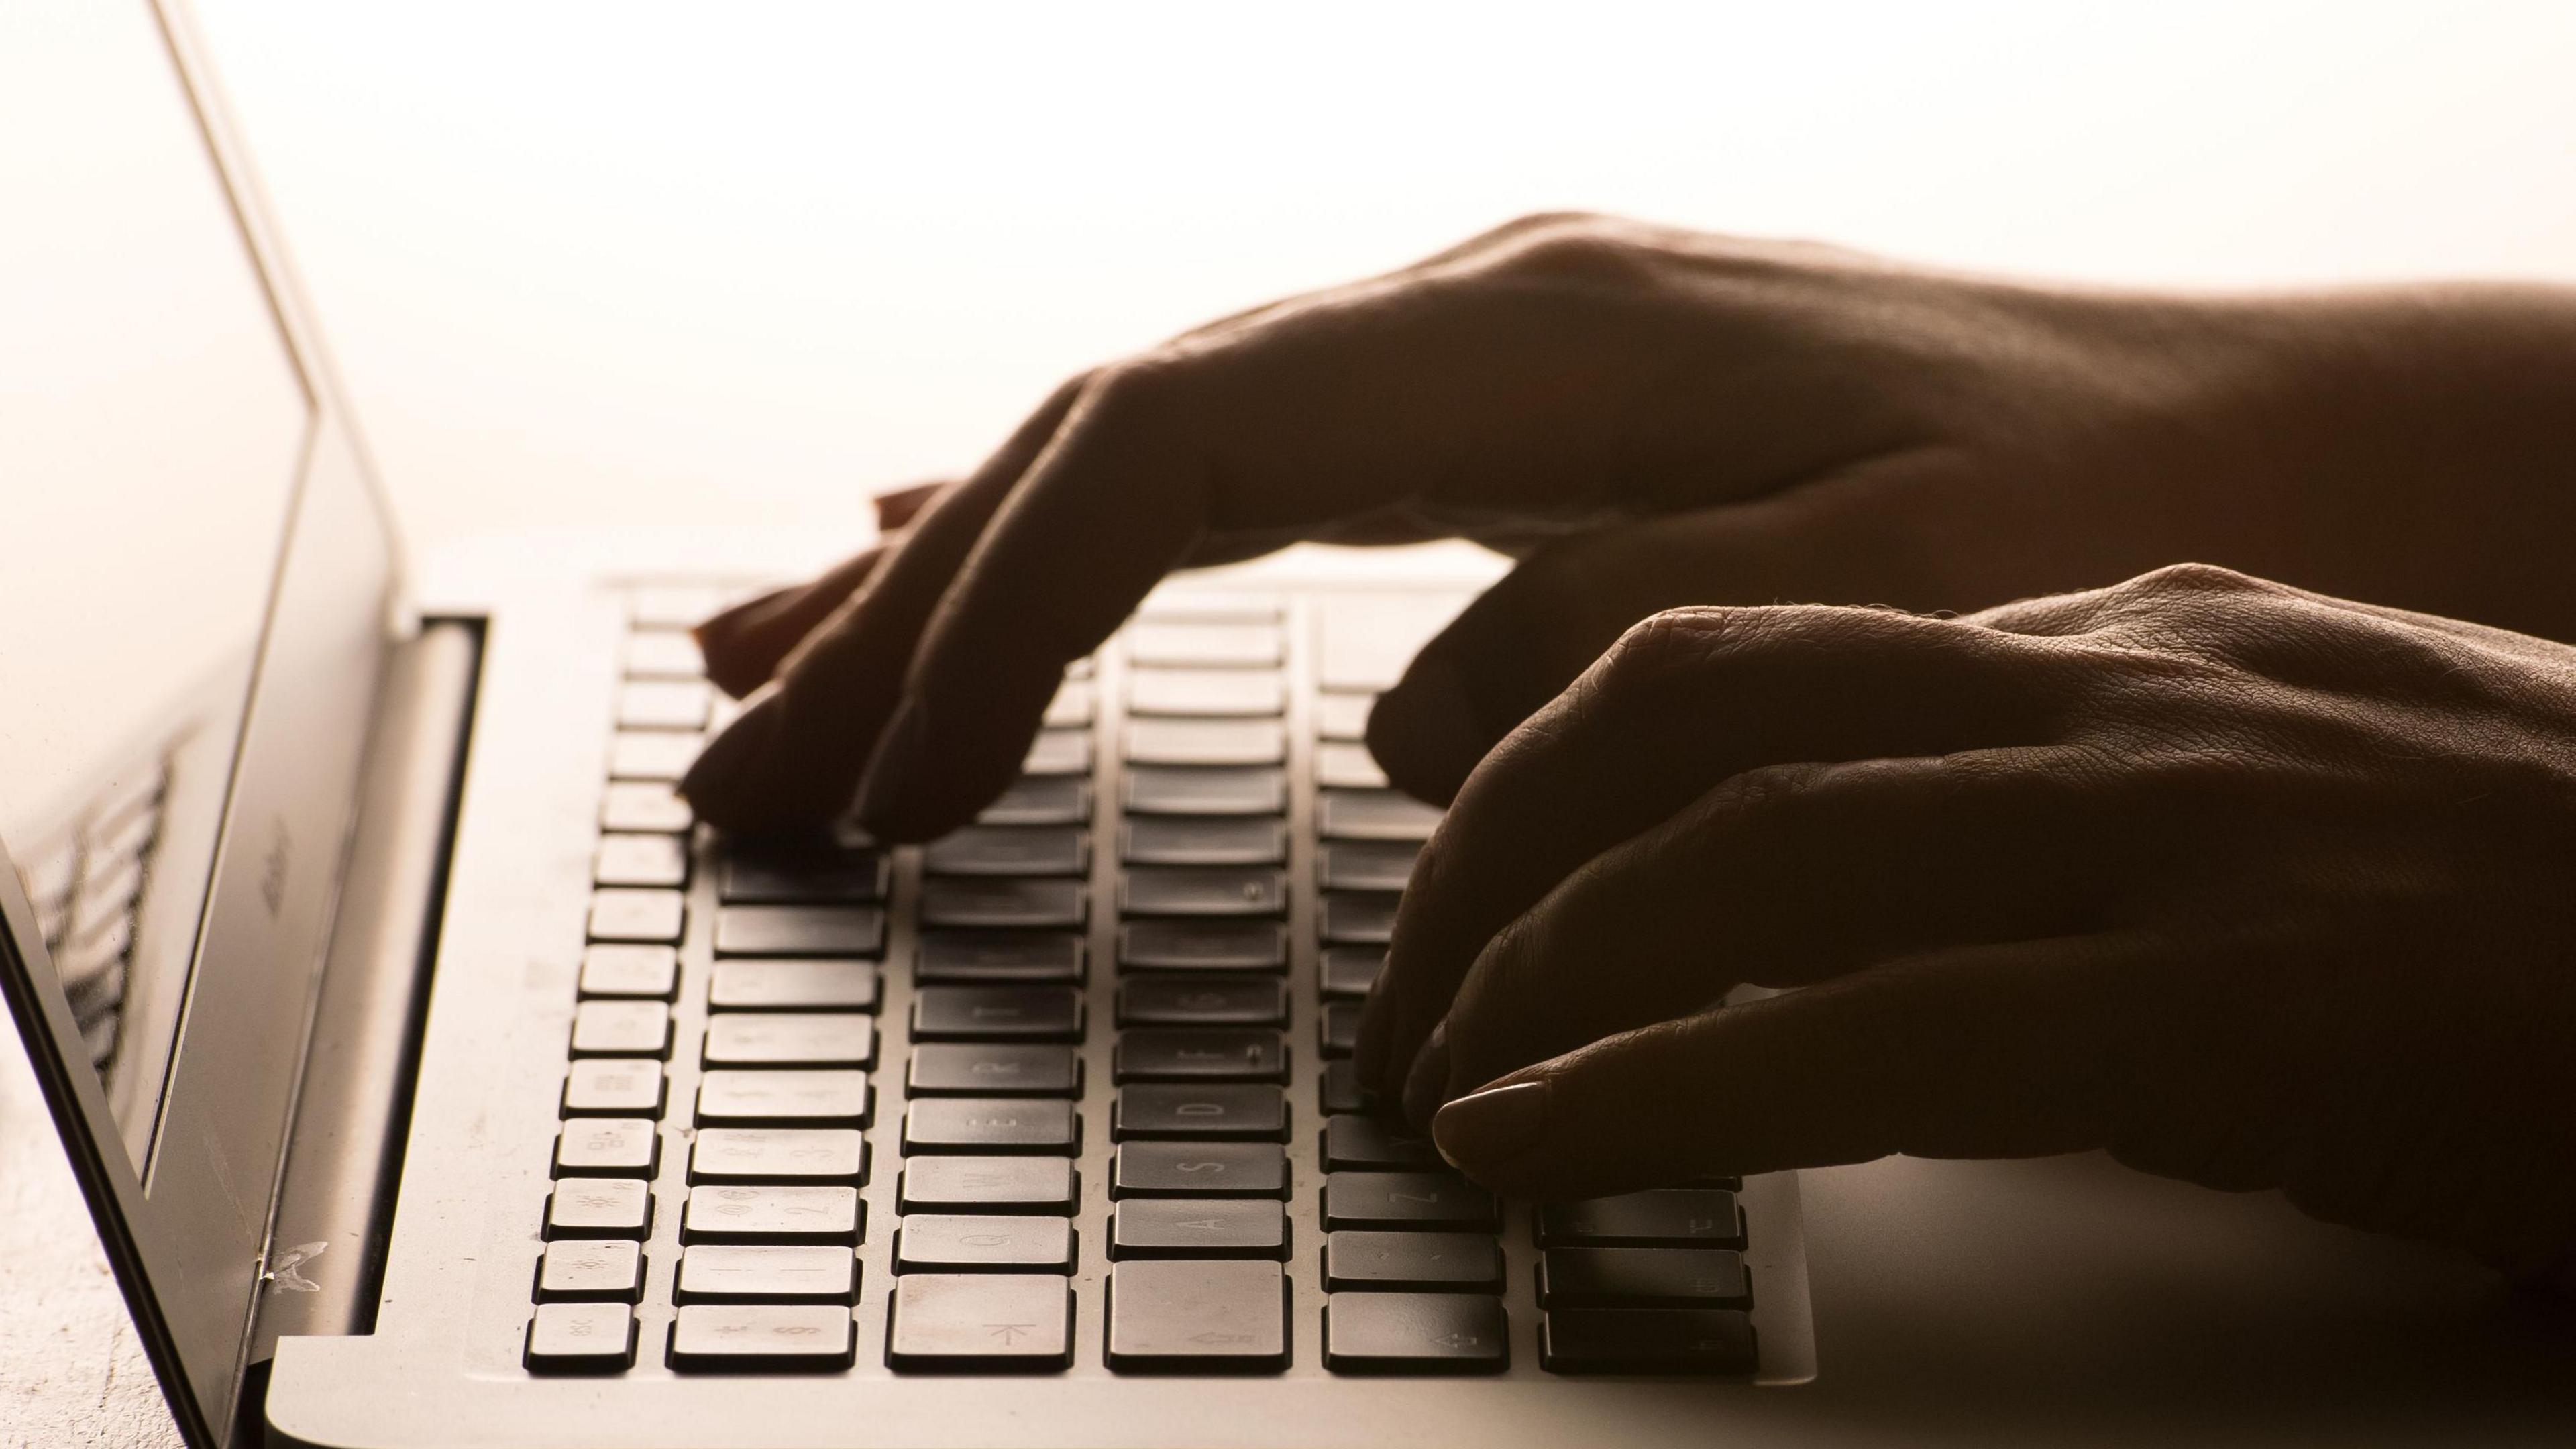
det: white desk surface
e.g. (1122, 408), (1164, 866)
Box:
(7, 1), (2576, 1443)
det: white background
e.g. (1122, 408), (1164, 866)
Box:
(186, 1), (2576, 553)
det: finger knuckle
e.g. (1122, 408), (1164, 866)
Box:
(1593, 606), (1737, 693)
(1485, 223), (1654, 283)
(1698, 760), (1838, 838)
(2122, 561), (2278, 603)
(1473, 209), (1614, 248)
(1085, 356), (1199, 417)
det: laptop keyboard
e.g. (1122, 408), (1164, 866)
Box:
(523, 583), (1759, 1379)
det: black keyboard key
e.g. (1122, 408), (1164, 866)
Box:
(1126, 668), (1285, 717)
(1106, 1260), (1289, 1373)
(977, 775), (1091, 826)
(1317, 840), (1417, 892)
(669, 1303), (855, 1372)
(885, 1274), (1073, 1372)
(1127, 623), (1283, 668)
(1318, 789), (1442, 842)
(916, 930), (1085, 985)
(580, 943), (678, 999)
(708, 959), (880, 1012)
(1020, 728), (1093, 777)
(1313, 691), (1373, 741)
(695, 1069), (871, 1128)
(1537, 1248), (1751, 1309)
(628, 586), (723, 629)
(1133, 588), (1281, 623)
(714, 905), (887, 958)
(1324, 1231), (1503, 1291)
(911, 986), (1083, 1042)
(546, 1179), (653, 1240)
(902, 1099), (1081, 1155)
(895, 1214), (1077, 1273)
(1112, 1085), (1287, 1142)
(1320, 892), (1399, 945)
(1123, 765), (1286, 817)
(1324, 1293), (1509, 1375)
(1118, 920), (1287, 973)
(1124, 718), (1287, 766)
(600, 781), (693, 834)
(535, 1240), (645, 1304)
(1111, 1199), (1288, 1260)
(588, 888), (685, 944)
(623, 628), (703, 679)
(923, 826), (1090, 877)
(1120, 815), (1287, 867)
(919, 879), (1088, 930)
(562, 1059), (666, 1117)
(1318, 1002), (1361, 1059)
(606, 729), (697, 786)
(1120, 867), (1289, 918)
(1044, 678), (1093, 727)
(898, 1157), (1079, 1215)
(1111, 1142), (1289, 1199)
(718, 845), (889, 905)
(1318, 947), (1383, 999)
(618, 679), (711, 729)
(688, 1128), (867, 1185)
(1536, 1189), (1745, 1249)
(674, 1244), (858, 1305)
(1320, 1061), (1374, 1116)
(556, 1118), (660, 1177)
(570, 1000), (673, 1058)
(1313, 741), (1389, 790)
(595, 831), (690, 887)
(703, 1012), (876, 1067)
(907, 1042), (1081, 1097)
(523, 1303), (637, 1373)
(1116, 976), (1286, 1027)
(1320, 1114), (1440, 1171)
(1322, 1172), (1497, 1230)
(680, 1185), (863, 1245)
(1114, 1028), (1287, 1083)
(1539, 1308), (1756, 1375)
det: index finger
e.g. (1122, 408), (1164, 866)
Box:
(1359, 604), (2093, 1102)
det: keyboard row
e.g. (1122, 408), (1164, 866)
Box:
(531, 1254), (1754, 1375)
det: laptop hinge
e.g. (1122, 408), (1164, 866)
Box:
(244, 620), (482, 1370)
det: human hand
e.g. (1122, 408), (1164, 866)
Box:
(1363, 563), (2576, 1273)
(679, 213), (2576, 839)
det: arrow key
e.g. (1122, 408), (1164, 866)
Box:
(886, 1274), (1073, 1372)
(1324, 1293), (1509, 1375)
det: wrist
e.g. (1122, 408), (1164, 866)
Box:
(2182, 286), (2576, 638)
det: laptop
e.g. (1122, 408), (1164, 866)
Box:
(3, 3), (2571, 1446)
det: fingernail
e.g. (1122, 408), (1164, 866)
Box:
(853, 694), (929, 828)
(679, 685), (784, 806)
(1432, 1079), (1550, 1170)
(1399, 1023), (1452, 1128)
(1368, 655), (1481, 800)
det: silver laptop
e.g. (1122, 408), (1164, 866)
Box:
(4, 4), (2571, 1446)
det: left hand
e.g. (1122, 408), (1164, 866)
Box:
(1368, 563), (2576, 1273)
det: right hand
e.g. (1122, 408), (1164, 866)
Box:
(679, 213), (2576, 839)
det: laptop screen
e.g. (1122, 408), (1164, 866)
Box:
(0, 0), (313, 1175)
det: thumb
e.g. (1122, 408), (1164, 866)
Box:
(1428, 936), (2147, 1200)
